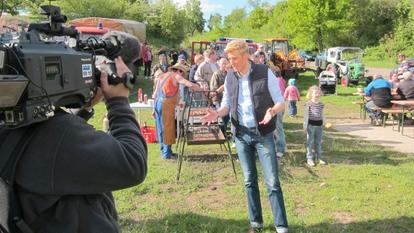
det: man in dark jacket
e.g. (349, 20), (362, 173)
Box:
(0, 57), (148, 233)
(201, 41), (288, 233)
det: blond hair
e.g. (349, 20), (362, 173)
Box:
(224, 40), (249, 55)
(306, 85), (322, 99)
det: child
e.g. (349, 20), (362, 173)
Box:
(303, 85), (327, 167)
(284, 78), (300, 117)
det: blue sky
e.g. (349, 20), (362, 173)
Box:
(173, 0), (278, 21)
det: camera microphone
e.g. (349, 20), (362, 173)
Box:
(102, 31), (141, 65)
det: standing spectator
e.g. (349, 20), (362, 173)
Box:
(141, 41), (148, 76)
(274, 75), (287, 158)
(201, 40), (288, 233)
(256, 43), (269, 61)
(210, 57), (230, 128)
(194, 48), (218, 90)
(143, 45), (153, 79)
(177, 54), (191, 103)
(189, 54), (204, 82)
(303, 85), (327, 167)
(284, 78), (300, 117)
(364, 74), (392, 125)
(151, 52), (170, 77)
(396, 71), (414, 100)
(177, 54), (189, 67)
(210, 57), (229, 105)
(153, 64), (203, 159)
(169, 49), (179, 66)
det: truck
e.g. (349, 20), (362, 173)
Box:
(264, 38), (305, 79)
(69, 17), (146, 43)
(314, 47), (365, 86)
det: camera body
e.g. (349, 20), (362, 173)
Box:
(0, 5), (137, 128)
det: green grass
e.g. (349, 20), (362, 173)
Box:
(363, 58), (397, 69)
(90, 72), (414, 233)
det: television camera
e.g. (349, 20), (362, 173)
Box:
(0, 5), (140, 128)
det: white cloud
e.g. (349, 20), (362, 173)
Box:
(200, 0), (222, 13)
(173, 0), (223, 13)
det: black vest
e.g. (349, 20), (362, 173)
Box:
(372, 87), (392, 108)
(227, 63), (276, 136)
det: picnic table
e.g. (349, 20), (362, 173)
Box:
(390, 100), (414, 135)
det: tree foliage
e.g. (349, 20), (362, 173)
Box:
(184, 0), (205, 36)
(208, 13), (222, 31)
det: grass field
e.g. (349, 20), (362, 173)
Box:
(88, 72), (414, 233)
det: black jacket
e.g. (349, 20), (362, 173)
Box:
(5, 97), (147, 233)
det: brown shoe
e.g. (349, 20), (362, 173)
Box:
(247, 227), (263, 233)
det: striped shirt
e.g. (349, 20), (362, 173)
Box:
(303, 101), (325, 127)
(307, 101), (324, 121)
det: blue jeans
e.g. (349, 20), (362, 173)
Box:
(364, 100), (382, 121)
(288, 101), (297, 116)
(306, 124), (323, 160)
(274, 110), (286, 153)
(234, 128), (288, 229)
(155, 98), (172, 158)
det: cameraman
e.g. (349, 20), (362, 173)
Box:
(0, 57), (148, 232)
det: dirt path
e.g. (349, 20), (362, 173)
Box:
(366, 67), (391, 78)
(332, 119), (414, 154)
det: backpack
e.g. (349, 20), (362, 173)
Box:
(0, 126), (38, 233)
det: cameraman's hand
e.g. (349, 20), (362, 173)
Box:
(114, 57), (131, 77)
(100, 57), (131, 99)
(101, 72), (130, 99)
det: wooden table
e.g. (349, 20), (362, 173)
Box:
(391, 100), (414, 135)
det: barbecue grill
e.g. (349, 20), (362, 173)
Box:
(175, 90), (236, 181)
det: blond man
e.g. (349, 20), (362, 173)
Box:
(201, 41), (288, 233)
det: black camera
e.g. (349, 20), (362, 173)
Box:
(0, 5), (140, 128)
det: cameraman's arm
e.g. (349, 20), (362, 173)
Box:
(16, 57), (148, 194)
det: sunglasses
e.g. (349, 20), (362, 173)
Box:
(173, 68), (184, 74)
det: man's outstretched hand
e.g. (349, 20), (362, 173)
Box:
(200, 108), (218, 125)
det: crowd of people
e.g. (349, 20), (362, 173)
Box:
(363, 53), (414, 125)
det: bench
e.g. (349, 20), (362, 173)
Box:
(380, 108), (410, 131)
(352, 101), (366, 120)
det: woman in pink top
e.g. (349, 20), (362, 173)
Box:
(284, 78), (300, 117)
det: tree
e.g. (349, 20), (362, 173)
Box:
(247, 7), (269, 29)
(184, 0), (205, 36)
(208, 13), (222, 31)
(223, 8), (246, 31)
(149, 0), (186, 46)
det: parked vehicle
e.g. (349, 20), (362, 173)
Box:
(299, 50), (316, 61)
(264, 38), (305, 79)
(315, 47), (365, 86)
(69, 17), (146, 43)
(318, 71), (337, 95)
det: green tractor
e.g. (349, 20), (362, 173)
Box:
(315, 47), (365, 86)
